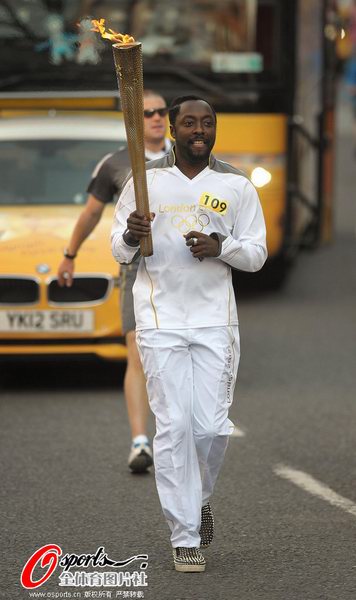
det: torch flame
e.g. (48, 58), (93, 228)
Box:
(91, 19), (135, 45)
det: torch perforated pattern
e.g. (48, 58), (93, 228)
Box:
(113, 43), (153, 257)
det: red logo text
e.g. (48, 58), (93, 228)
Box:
(21, 544), (62, 589)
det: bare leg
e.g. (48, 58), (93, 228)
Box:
(124, 330), (152, 473)
(124, 330), (149, 438)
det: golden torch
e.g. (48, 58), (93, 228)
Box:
(92, 19), (153, 256)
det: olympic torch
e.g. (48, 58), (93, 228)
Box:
(92, 20), (153, 256)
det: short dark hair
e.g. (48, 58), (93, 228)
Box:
(143, 89), (166, 104)
(169, 95), (216, 126)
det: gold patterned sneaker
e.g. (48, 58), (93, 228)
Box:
(173, 547), (206, 572)
(199, 503), (214, 548)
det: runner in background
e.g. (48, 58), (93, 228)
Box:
(57, 90), (171, 472)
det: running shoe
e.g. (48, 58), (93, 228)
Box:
(128, 441), (153, 473)
(173, 547), (206, 572)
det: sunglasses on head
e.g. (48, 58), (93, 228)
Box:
(143, 107), (168, 118)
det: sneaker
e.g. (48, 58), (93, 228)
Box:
(199, 503), (214, 548)
(173, 547), (206, 572)
(128, 441), (153, 473)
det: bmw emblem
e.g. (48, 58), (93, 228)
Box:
(36, 263), (51, 274)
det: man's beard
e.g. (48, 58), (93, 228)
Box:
(183, 142), (212, 164)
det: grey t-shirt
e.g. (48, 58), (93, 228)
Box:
(87, 140), (171, 202)
(87, 146), (131, 202)
(87, 147), (134, 333)
(87, 141), (171, 333)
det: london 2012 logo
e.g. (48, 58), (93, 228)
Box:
(21, 544), (148, 590)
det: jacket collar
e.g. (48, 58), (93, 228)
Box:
(169, 145), (216, 169)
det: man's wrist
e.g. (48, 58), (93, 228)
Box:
(123, 229), (140, 247)
(209, 232), (225, 257)
(63, 249), (77, 259)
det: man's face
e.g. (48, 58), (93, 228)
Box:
(143, 95), (168, 144)
(170, 100), (216, 163)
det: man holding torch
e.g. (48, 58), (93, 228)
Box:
(111, 96), (267, 572)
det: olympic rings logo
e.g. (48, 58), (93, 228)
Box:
(171, 213), (210, 233)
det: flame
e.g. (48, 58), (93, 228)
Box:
(91, 19), (135, 44)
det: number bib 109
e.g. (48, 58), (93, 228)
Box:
(199, 192), (228, 215)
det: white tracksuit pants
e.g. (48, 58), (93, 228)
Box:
(136, 326), (240, 548)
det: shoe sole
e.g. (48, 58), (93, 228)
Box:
(174, 564), (206, 572)
(129, 454), (153, 473)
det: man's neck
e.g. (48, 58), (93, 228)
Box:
(145, 139), (165, 154)
(175, 156), (209, 180)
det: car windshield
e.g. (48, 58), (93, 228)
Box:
(0, 139), (123, 205)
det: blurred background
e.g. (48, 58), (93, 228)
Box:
(1, 1), (356, 599)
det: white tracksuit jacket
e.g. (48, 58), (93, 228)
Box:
(111, 148), (267, 330)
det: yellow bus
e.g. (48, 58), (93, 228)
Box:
(126, 0), (338, 287)
(0, 0), (340, 358)
(0, 1), (339, 289)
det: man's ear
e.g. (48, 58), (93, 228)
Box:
(170, 124), (175, 139)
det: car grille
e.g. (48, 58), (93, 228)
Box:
(0, 277), (39, 304)
(48, 277), (110, 304)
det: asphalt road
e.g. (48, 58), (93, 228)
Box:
(1, 99), (356, 600)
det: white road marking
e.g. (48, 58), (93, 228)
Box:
(274, 464), (356, 518)
(231, 425), (246, 438)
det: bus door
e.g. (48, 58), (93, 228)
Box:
(288, 0), (337, 251)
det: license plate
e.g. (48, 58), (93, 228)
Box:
(0, 310), (94, 333)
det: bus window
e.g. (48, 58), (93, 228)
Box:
(130, 0), (280, 77)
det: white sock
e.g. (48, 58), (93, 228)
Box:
(132, 434), (149, 446)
